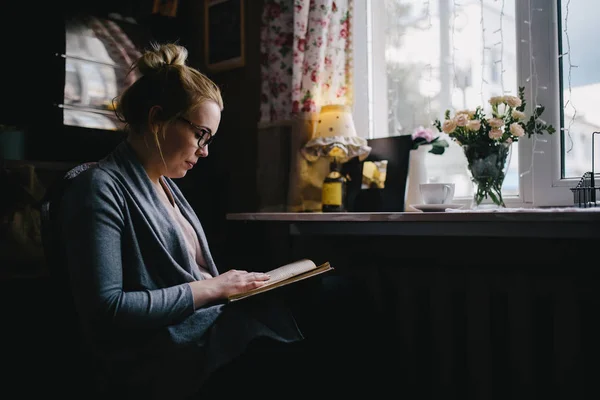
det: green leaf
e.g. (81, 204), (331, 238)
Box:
(413, 137), (428, 146)
(489, 191), (500, 205)
(429, 145), (445, 155)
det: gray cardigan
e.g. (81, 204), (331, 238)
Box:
(60, 141), (303, 398)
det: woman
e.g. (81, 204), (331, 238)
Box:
(59, 43), (307, 399)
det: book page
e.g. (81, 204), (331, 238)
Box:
(227, 261), (332, 302)
(265, 259), (317, 285)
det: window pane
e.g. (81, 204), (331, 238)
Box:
(559, 0), (600, 179)
(381, 0), (518, 199)
(64, 16), (142, 131)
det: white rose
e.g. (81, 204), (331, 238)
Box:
(488, 118), (504, 128)
(457, 109), (476, 118)
(510, 122), (525, 137)
(511, 110), (525, 120)
(504, 95), (522, 108)
(489, 96), (504, 106)
(489, 128), (503, 140)
(442, 119), (457, 134)
(466, 120), (481, 131)
(455, 114), (469, 127)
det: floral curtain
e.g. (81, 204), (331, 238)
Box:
(260, 0), (353, 122)
(258, 0), (354, 211)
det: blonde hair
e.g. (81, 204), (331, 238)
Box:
(115, 42), (223, 146)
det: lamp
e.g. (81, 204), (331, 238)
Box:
(301, 105), (371, 212)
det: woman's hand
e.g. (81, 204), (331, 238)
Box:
(189, 269), (271, 308)
(211, 269), (271, 297)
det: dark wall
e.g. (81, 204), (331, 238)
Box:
(170, 0), (264, 264)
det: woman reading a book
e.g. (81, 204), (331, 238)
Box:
(57, 42), (380, 399)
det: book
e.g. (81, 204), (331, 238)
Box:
(227, 259), (333, 302)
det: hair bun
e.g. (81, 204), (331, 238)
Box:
(136, 42), (188, 76)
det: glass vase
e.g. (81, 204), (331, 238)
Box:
(463, 142), (511, 209)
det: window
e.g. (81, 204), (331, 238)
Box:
(353, 0), (599, 207)
(62, 15), (147, 131)
(559, 0), (600, 180)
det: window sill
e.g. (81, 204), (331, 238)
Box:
(226, 209), (600, 239)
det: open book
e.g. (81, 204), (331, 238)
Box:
(227, 259), (333, 302)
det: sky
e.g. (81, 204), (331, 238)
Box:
(560, 0), (600, 87)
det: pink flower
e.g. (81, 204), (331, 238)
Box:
(412, 126), (434, 143)
(297, 39), (306, 52)
(311, 69), (318, 83)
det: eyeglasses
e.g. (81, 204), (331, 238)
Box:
(178, 117), (214, 148)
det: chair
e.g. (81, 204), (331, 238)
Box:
(40, 162), (99, 321)
(39, 161), (267, 397)
(39, 161), (101, 396)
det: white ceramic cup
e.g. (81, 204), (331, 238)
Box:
(419, 183), (455, 205)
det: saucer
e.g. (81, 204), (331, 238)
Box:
(411, 203), (464, 212)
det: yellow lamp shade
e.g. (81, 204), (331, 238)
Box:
(301, 104), (371, 163)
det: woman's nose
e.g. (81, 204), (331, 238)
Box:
(196, 146), (209, 157)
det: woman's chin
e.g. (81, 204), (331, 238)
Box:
(166, 170), (187, 179)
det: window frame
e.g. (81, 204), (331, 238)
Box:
(352, 0), (578, 208)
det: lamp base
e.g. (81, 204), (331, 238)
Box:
(322, 160), (346, 212)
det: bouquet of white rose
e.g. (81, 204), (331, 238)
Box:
(433, 86), (555, 146)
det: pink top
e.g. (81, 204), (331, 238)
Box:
(155, 179), (213, 280)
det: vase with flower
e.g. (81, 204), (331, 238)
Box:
(433, 86), (555, 209)
(404, 126), (449, 211)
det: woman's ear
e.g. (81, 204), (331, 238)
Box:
(147, 105), (163, 130)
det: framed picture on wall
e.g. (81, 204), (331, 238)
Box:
(204, 0), (245, 72)
(152, 0), (179, 17)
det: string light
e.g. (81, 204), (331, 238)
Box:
(451, 0), (458, 100)
(519, 0), (546, 206)
(499, 0), (506, 94)
(424, 0), (432, 27)
(519, 1), (536, 180)
(563, 0), (575, 153)
(495, 0), (515, 171)
(424, 1), (433, 118)
(480, 0), (486, 104)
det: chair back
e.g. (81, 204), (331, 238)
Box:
(41, 162), (98, 306)
(39, 161), (100, 395)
